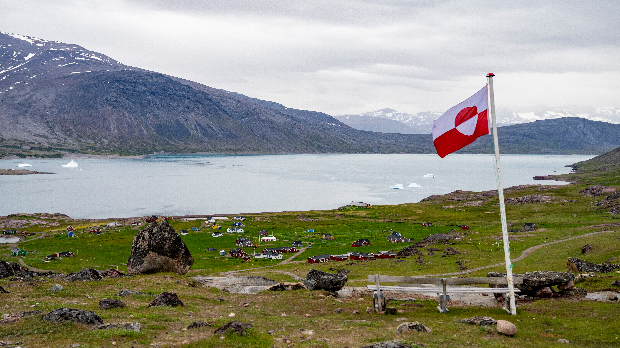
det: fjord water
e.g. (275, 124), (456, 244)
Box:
(0, 154), (592, 219)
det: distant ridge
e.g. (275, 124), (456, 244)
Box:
(1, 32), (619, 157)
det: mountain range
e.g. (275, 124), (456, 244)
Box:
(1, 32), (619, 157)
(335, 107), (620, 134)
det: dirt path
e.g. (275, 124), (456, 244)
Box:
(427, 230), (618, 277)
(6, 232), (56, 272)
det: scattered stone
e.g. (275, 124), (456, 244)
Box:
(64, 268), (103, 282)
(523, 223), (538, 231)
(99, 269), (125, 278)
(611, 280), (620, 286)
(352, 309), (360, 314)
(456, 316), (497, 326)
(264, 282), (306, 291)
(147, 292), (184, 307)
(98, 298), (126, 309)
(303, 269), (348, 291)
(213, 321), (252, 336)
(17, 310), (42, 318)
(496, 320), (517, 336)
(581, 244), (593, 254)
(187, 321), (210, 329)
(228, 313), (235, 317)
(49, 284), (63, 292)
(0, 285), (10, 293)
(443, 247), (460, 256)
(535, 287), (553, 298)
(366, 307), (374, 314)
(385, 307), (397, 315)
(585, 291), (620, 302)
(558, 281), (574, 291)
(127, 219), (194, 275)
(396, 321), (431, 334)
(579, 185), (616, 197)
(268, 330), (275, 335)
(558, 339), (570, 344)
(334, 308), (343, 314)
(95, 322), (140, 332)
(567, 257), (620, 273)
(360, 341), (413, 348)
(42, 308), (103, 326)
(116, 290), (153, 297)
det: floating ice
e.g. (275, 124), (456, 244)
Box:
(390, 184), (404, 190)
(17, 163), (32, 167)
(408, 183), (422, 188)
(423, 174), (435, 178)
(62, 160), (78, 168)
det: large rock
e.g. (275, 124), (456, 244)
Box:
(148, 292), (184, 307)
(98, 298), (126, 309)
(303, 269), (348, 292)
(567, 257), (620, 274)
(127, 219), (194, 275)
(42, 308), (103, 326)
(64, 268), (103, 282)
(496, 320), (517, 336)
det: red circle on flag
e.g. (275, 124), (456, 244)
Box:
(454, 106), (478, 127)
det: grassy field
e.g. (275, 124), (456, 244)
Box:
(1, 151), (620, 347)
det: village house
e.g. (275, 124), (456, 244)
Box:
(236, 237), (256, 248)
(386, 231), (409, 243)
(307, 254), (330, 263)
(322, 233), (335, 240)
(352, 238), (371, 247)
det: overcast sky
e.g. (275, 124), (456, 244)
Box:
(2, 0), (619, 115)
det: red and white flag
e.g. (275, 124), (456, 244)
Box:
(432, 86), (489, 158)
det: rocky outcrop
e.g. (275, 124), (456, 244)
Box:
(214, 321), (253, 335)
(187, 321), (211, 329)
(42, 308), (103, 326)
(264, 282), (307, 291)
(488, 271), (576, 297)
(127, 219), (194, 275)
(148, 292), (184, 307)
(303, 269), (347, 292)
(567, 257), (620, 273)
(0, 261), (52, 279)
(64, 268), (103, 282)
(581, 244), (593, 254)
(99, 269), (125, 278)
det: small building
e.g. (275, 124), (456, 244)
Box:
(330, 254), (348, 261)
(229, 248), (248, 258)
(227, 227), (244, 233)
(232, 222), (244, 227)
(306, 229), (314, 233)
(236, 237), (256, 248)
(66, 226), (74, 232)
(258, 230), (268, 236)
(350, 252), (373, 261)
(292, 241), (303, 247)
(179, 230), (189, 236)
(374, 251), (396, 259)
(352, 238), (371, 247)
(261, 235), (277, 242)
(422, 222), (433, 227)
(11, 248), (27, 256)
(458, 225), (469, 230)
(524, 223), (538, 231)
(67, 231), (76, 237)
(322, 234), (335, 240)
(212, 231), (223, 237)
(233, 216), (246, 221)
(59, 251), (75, 257)
(348, 201), (371, 207)
(219, 250), (226, 256)
(307, 254), (330, 264)
(386, 231), (408, 243)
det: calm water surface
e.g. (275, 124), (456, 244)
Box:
(0, 154), (593, 219)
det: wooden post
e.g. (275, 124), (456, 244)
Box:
(487, 73), (517, 315)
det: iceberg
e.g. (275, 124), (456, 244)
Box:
(17, 163), (32, 167)
(408, 183), (422, 188)
(390, 184), (404, 190)
(62, 160), (78, 168)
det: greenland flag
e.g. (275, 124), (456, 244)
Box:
(432, 86), (489, 158)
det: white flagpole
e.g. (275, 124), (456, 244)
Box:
(487, 73), (517, 315)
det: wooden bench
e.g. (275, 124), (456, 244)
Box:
(367, 275), (523, 313)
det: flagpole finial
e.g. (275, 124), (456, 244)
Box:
(486, 73), (495, 77)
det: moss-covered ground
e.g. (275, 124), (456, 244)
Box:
(1, 152), (619, 347)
